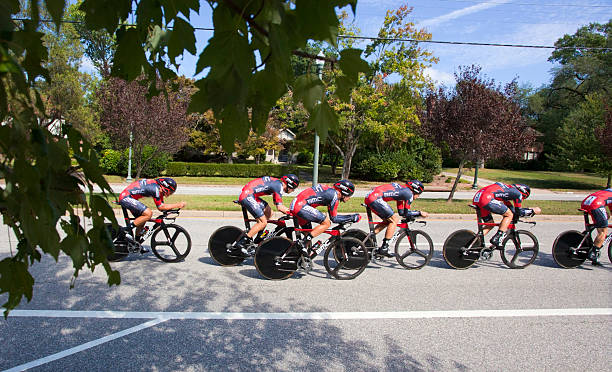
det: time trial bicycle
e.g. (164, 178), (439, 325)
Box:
(442, 205), (539, 269)
(552, 209), (612, 268)
(106, 204), (191, 262)
(342, 204), (433, 269)
(208, 200), (293, 266)
(254, 216), (368, 280)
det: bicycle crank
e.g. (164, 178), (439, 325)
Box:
(480, 248), (494, 261)
(298, 257), (313, 272)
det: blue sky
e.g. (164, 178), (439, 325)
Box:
(350, 0), (612, 88)
(82, 1), (611, 89)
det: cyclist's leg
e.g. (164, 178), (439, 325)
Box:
(484, 201), (511, 247)
(118, 198), (147, 238)
(134, 208), (152, 237)
(295, 206), (327, 253)
(588, 208), (608, 264)
(245, 199), (269, 239)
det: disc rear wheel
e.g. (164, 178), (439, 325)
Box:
(105, 223), (129, 262)
(442, 230), (481, 270)
(208, 226), (246, 266)
(552, 230), (588, 268)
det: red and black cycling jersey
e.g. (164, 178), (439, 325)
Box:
(473, 182), (523, 209)
(291, 184), (351, 223)
(365, 182), (419, 217)
(119, 179), (164, 207)
(581, 188), (612, 212)
(239, 176), (284, 205)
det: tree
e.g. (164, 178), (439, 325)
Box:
(36, 5), (100, 142)
(98, 76), (195, 178)
(2, 0), (371, 314)
(548, 93), (612, 187)
(529, 21), (611, 163)
(421, 65), (535, 201)
(326, 5), (438, 179)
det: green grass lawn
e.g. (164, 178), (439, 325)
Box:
(443, 168), (608, 191)
(105, 194), (582, 215)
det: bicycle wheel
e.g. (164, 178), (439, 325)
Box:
(500, 230), (539, 269)
(150, 224), (192, 262)
(608, 240), (611, 264)
(208, 226), (245, 266)
(442, 230), (481, 270)
(341, 228), (375, 265)
(552, 230), (588, 268)
(394, 230), (434, 270)
(105, 223), (129, 262)
(323, 237), (368, 280)
(254, 237), (298, 280)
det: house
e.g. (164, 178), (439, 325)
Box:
(265, 128), (297, 163)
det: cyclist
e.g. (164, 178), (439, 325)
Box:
(364, 180), (429, 257)
(581, 188), (612, 266)
(229, 174), (299, 256)
(290, 180), (361, 257)
(472, 182), (541, 248)
(118, 178), (186, 247)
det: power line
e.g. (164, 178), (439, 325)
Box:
(12, 18), (612, 51)
(337, 34), (612, 50)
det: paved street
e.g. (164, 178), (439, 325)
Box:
(1, 215), (610, 371)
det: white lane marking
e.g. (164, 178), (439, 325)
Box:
(3, 318), (168, 372)
(8, 308), (612, 320)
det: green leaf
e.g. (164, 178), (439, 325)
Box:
(295, 0), (339, 45)
(168, 18), (196, 62)
(307, 100), (338, 143)
(293, 73), (324, 112)
(160, 0), (199, 21)
(339, 48), (370, 84)
(0, 258), (35, 317)
(111, 27), (147, 81)
(219, 105), (249, 151)
(45, 0), (66, 31)
(79, 0), (131, 34)
(335, 75), (353, 102)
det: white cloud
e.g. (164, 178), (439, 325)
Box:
(418, 0), (512, 29)
(425, 67), (455, 86)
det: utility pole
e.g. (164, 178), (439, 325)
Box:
(312, 51), (325, 186)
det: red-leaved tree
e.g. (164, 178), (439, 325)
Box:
(420, 65), (535, 201)
(99, 76), (196, 178)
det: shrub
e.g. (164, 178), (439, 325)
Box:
(164, 162), (302, 178)
(136, 146), (171, 178)
(354, 136), (441, 182)
(99, 149), (125, 175)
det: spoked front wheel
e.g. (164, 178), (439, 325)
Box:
(208, 226), (245, 266)
(394, 230), (434, 270)
(324, 237), (368, 280)
(105, 223), (129, 262)
(150, 224), (192, 262)
(500, 230), (539, 269)
(552, 230), (589, 268)
(442, 230), (481, 270)
(254, 237), (298, 280)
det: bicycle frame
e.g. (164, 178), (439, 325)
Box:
(470, 205), (527, 250)
(362, 204), (425, 247)
(235, 200), (292, 242)
(572, 209), (612, 250)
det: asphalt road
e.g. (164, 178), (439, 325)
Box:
(1, 216), (610, 371)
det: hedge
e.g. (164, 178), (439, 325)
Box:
(164, 162), (303, 177)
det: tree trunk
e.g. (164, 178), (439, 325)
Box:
(607, 173), (611, 188)
(447, 158), (466, 202)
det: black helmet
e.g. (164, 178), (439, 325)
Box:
(282, 174), (299, 190)
(333, 179), (355, 197)
(405, 180), (425, 195)
(513, 184), (531, 199)
(156, 177), (177, 194)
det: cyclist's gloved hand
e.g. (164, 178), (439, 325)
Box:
(352, 214), (361, 223)
(520, 208), (535, 217)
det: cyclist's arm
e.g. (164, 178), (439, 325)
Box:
(157, 200), (186, 211)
